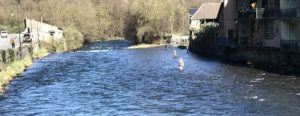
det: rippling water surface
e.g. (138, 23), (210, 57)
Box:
(0, 40), (300, 115)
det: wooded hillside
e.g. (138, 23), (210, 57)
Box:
(0, 0), (219, 43)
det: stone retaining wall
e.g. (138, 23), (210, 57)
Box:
(0, 46), (32, 72)
(190, 43), (300, 75)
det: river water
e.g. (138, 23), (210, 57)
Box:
(0, 40), (300, 115)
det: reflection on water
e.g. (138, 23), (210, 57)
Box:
(0, 40), (299, 115)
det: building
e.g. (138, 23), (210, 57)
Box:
(189, 2), (222, 40)
(221, 0), (300, 52)
(218, 0), (237, 46)
(24, 18), (64, 49)
(188, 8), (199, 31)
(280, 0), (300, 51)
(189, 3), (221, 31)
(188, 8), (198, 40)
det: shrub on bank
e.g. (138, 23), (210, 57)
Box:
(33, 48), (49, 59)
(40, 40), (66, 53)
(38, 27), (83, 52)
(63, 27), (84, 50)
(194, 25), (218, 42)
(136, 26), (159, 44)
(190, 25), (219, 55)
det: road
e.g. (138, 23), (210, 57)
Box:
(0, 34), (22, 50)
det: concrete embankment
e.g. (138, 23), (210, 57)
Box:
(190, 44), (300, 75)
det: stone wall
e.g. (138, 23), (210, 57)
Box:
(190, 44), (300, 75)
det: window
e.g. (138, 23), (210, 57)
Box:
(228, 29), (234, 39)
(265, 21), (273, 39)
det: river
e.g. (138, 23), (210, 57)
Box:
(0, 40), (299, 115)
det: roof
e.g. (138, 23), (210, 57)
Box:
(191, 3), (222, 20)
(189, 8), (198, 17)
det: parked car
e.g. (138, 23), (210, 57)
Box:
(0, 31), (8, 39)
(22, 33), (32, 43)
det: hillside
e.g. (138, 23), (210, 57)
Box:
(0, 0), (220, 43)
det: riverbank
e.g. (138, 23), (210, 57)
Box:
(0, 56), (32, 93)
(0, 41), (69, 93)
(0, 37), (124, 93)
(1, 39), (171, 92)
(0, 47), (51, 93)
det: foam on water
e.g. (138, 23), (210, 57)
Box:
(75, 50), (111, 53)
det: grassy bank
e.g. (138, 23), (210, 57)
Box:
(0, 47), (50, 93)
(33, 48), (49, 58)
(0, 56), (32, 93)
(0, 26), (85, 93)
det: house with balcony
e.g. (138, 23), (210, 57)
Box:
(222, 0), (300, 52)
(190, 2), (221, 30)
(280, 0), (300, 51)
(238, 0), (282, 48)
(188, 2), (222, 40)
(189, 0), (300, 70)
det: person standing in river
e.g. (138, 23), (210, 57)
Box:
(178, 58), (185, 71)
(173, 48), (177, 58)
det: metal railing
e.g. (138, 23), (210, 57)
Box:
(238, 7), (300, 19)
(263, 6), (280, 18)
(281, 40), (300, 51)
(238, 9), (256, 18)
(238, 6), (281, 19)
(280, 8), (299, 18)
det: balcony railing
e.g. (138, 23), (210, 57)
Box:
(256, 8), (265, 19)
(238, 8), (256, 18)
(263, 6), (280, 18)
(238, 7), (300, 19)
(281, 40), (300, 51)
(280, 8), (299, 18)
(238, 7), (280, 19)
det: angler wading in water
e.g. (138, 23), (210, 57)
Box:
(173, 48), (177, 59)
(178, 58), (185, 71)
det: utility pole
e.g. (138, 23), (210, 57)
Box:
(37, 17), (41, 48)
(17, 0), (22, 58)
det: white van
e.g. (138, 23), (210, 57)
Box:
(1, 31), (8, 39)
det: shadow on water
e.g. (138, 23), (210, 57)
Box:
(80, 40), (133, 51)
(0, 40), (299, 115)
(190, 51), (300, 77)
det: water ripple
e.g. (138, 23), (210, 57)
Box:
(0, 40), (300, 115)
